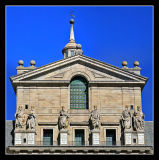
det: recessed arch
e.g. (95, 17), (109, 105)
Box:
(69, 71), (91, 82)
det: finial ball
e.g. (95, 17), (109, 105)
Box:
(134, 61), (139, 67)
(30, 60), (36, 66)
(18, 60), (24, 66)
(122, 61), (127, 66)
(70, 19), (74, 24)
(76, 44), (82, 49)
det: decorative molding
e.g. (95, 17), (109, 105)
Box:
(38, 122), (57, 126)
(70, 122), (89, 126)
(92, 71), (112, 79)
(7, 146), (153, 154)
(101, 122), (120, 126)
(11, 55), (147, 82)
(87, 68), (113, 79)
(46, 72), (66, 80)
(53, 73), (65, 78)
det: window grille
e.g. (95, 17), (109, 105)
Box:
(70, 76), (88, 109)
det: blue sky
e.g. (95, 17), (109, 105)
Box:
(6, 6), (153, 121)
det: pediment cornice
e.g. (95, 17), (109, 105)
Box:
(10, 54), (148, 84)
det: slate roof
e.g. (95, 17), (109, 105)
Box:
(144, 121), (154, 146)
(6, 120), (15, 148)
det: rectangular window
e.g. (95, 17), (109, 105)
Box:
(25, 105), (28, 109)
(43, 129), (53, 146)
(133, 139), (136, 143)
(65, 52), (68, 58)
(71, 50), (74, 56)
(23, 138), (26, 143)
(106, 129), (116, 146)
(131, 105), (133, 110)
(75, 129), (85, 146)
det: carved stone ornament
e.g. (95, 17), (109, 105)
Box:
(121, 106), (131, 130)
(58, 106), (70, 131)
(15, 106), (25, 128)
(133, 106), (144, 131)
(26, 107), (37, 130)
(89, 106), (100, 131)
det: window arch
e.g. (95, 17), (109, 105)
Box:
(70, 76), (88, 109)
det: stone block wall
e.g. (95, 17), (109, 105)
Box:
(15, 84), (142, 144)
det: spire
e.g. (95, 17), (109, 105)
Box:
(62, 18), (83, 58)
(69, 19), (75, 43)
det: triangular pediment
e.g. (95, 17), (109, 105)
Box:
(10, 54), (148, 85)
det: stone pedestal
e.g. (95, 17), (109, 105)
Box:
(92, 130), (100, 145)
(124, 131), (145, 146)
(27, 132), (35, 145)
(14, 129), (36, 146)
(124, 132), (132, 145)
(137, 132), (145, 145)
(60, 130), (68, 145)
(14, 132), (22, 145)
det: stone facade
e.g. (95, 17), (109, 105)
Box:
(6, 120), (153, 154)
(8, 18), (152, 154)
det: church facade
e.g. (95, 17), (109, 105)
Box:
(8, 19), (153, 154)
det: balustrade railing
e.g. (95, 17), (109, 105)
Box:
(19, 141), (152, 147)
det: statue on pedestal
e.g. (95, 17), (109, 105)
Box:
(133, 106), (144, 131)
(15, 106), (25, 128)
(58, 106), (69, 131)
(89, 106), (100, 130)
(121, 106), (131, 130)
(26, 107), (36, 130)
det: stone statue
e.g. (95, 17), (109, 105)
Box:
(15, 106), (25, 128)
(121, 106), (131, 130)
(26, 107), (36, 130)
(133, 106), (144, 131)
(89, 106), (100, 130)
(58, 106), (69, 130)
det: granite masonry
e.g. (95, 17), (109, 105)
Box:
(7, 19), (153, 154)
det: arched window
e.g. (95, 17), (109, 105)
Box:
(70, 76), (88, 109)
